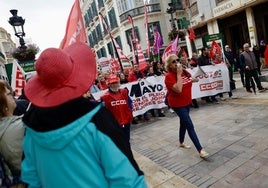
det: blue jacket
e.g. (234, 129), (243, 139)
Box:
(22, 99), (147, 188)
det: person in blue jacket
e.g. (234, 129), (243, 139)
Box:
(21, 42), (147, 188)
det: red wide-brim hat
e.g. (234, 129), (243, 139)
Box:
(24, 42), (96, 107)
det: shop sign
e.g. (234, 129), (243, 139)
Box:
(213, 1), (240, 17)
(241, 0), (256, 5)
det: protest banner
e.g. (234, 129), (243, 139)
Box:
(93, 63), (230, 116)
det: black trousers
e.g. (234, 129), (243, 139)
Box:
(245, 68), (262, 90)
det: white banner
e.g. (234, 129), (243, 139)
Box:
(92, 63), (230, 116)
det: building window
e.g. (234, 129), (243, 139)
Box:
(98, 0), (104, 9)
(148, 22), (161, 46)
(91, 0), (98, 18)
(87, 8), (93, 25)
(88, 34), (93, 47)
(125, 27), (140, 47)
(107, 42), (113, 56)
(92, 30), (97, 46)
(108, 8), (118, 30)
(190, 2), (198, 16)
(171, 0), (183, 10)
(100, 46), (107, 57)
(216, 0), (226, 5)
(115, 36), (122, 49)
(96, 24), (102, 41)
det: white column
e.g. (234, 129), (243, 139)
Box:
(245, 7), (258, 47)
(185, 31), (193, 58)
(207, 20), (219, 35)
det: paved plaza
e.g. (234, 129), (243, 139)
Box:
(131, 71), (268, 188)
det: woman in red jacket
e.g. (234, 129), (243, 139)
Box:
(164, 54), (209, 158)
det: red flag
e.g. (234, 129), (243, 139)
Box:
(162, 37), (181, 63)
(162, 44), (172, 63)
(209, 40), (222, 60)
(109, 58), (121, 74)
(135, 38), (147, 71)
(188, 27), (195, 41)
(265, 45), (268, 67)
(60, 0), (86, 48)
(144, 4), (150, 57)
(127, 15), (147, 71)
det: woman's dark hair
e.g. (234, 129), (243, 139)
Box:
(0, 80), (8, 117)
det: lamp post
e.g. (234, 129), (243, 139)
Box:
(167, 3), (177, 31)
(8, 9), (26, 50)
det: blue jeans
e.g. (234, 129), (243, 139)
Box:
(173, 106), (202, 152)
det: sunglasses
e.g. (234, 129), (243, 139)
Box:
(172, 59), (180, 64)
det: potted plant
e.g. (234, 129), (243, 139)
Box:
(168, 29), (186, 41)
(12, 44), (40, 62)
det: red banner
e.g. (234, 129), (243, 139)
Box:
(60, 0), (86, 48)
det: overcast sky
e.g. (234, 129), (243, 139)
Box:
(0, 0), (74, 52)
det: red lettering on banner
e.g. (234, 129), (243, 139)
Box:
(199, 80), (223, 91)
(15, 67), (26, 97)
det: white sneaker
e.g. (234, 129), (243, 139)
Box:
(169, 108), (174, 113)
(179, 143), (191, 149)
(230, 95), (238, 99)
(199, 150), (209, 158)
(220, 97), (226, 101)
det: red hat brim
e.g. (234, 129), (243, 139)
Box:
(24, 42), (96, 107)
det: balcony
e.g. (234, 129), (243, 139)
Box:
(119, 3), (161, 23)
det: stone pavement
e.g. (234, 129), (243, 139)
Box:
(131, 71), (268, 188)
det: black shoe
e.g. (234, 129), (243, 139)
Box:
(246, 89), (253, 93)
(259, 88), (266, 92)
(132, 119), (138, 124)
(158, 113), (165, 117)
(206, 99), (212, 103)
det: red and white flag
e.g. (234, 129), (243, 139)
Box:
(162, 44), (172, 63)
(112, 38), (132, 70)
(10, 62), (26, 98)
(127, 15), (147, 71)
(109, 58), (121, 74)
(135, 37), (148, 71)
(144, 4), (150, 57)
(209, 40), (222, 60)
(162, 36), (181, 63)
(60, 0), (86, 49)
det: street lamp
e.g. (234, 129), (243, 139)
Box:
(167, 3), (176, 30)
(8, 9), (26, 49)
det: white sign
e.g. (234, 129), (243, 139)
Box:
(93, 64), (230, 116)
(213, 1), (240, 17)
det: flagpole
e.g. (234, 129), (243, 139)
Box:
(127, 15), (139, 65)
(111, 37), (124, 72)
(99, 13), (123, 72)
